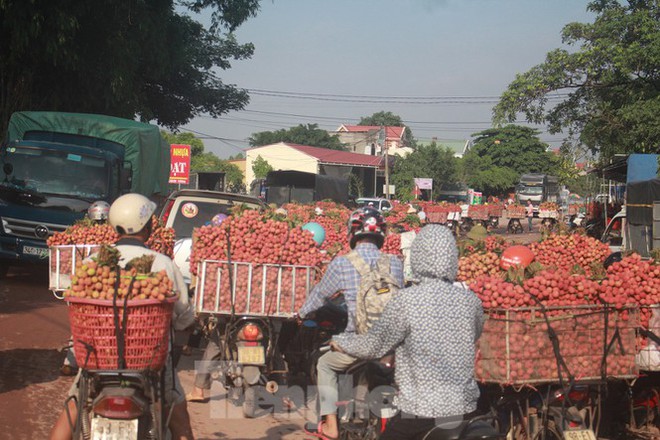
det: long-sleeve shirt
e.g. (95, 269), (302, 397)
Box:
(299, 242), (404, 333)
(334, 282), (483, 418)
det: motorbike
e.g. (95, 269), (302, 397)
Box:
(484, 383), (597, 440)
(286, 295), (348, 385)
(506, 218), (524, 234)
(72, 360), (168, 439)
(336, 354), (504, 440)
(207, 315), (294, 418)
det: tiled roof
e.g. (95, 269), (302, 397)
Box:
(337, 125), (405, 140)
(251, 143), (384, 167)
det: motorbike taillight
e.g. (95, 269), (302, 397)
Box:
(93, 396), (144, 419)
(240, 323), (262, 341)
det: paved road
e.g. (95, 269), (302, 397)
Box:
(0, 225), (542, 438)
(0, 265), (311, 439)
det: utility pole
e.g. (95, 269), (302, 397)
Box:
(382, 126), (390, 199)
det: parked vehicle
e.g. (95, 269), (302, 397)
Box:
(355, 197), (392, 212)
(0, 111), (169, 275)
(159, 190), (265, 285)
(515, 174), (560, 212)
(254, 170), (350, 206)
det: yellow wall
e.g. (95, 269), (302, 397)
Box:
(245, 143), (318, 184)
(227, 159), (247, 184)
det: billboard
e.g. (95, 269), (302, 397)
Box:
(169, 144), (191, 184)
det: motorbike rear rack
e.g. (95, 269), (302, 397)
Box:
(195, 260), (320, 318)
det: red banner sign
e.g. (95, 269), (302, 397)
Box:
(169, 144), (191, 184)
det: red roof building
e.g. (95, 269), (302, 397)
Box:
(334, 124), (409, 155)
(245, 142), (385, 196)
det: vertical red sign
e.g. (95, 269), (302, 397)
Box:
(169, 144), (191, 184)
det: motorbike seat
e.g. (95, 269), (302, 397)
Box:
(417, 420), (502, 440)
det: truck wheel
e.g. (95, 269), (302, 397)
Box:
(242, 385), (257, 418)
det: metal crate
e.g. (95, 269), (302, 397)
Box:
(538, 210), (559, 219)
(195, 260), (320, 318)
(49, 245), (101, 294)
(476, 305), (639, 384)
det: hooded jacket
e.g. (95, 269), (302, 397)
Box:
(333, 225), (484, 418)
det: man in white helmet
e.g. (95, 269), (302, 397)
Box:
(50, 193), (195, 440)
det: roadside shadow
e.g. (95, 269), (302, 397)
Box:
(197, 423), (301, 440)
(0, 263), (60, 315)
(0, 348), (64, 394)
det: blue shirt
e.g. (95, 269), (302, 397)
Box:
(299, 242), (404, 333)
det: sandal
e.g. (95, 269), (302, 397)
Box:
(303, 421), (338, 440)
(185, 392), (208, 403)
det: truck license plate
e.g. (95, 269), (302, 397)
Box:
(563, 429), (596, 440)
(23, 245), (48, 258)
(91, 417), (138, 440)
(237, 346), (265, 365)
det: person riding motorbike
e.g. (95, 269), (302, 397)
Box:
(331, 225), (485, 440)
(49, 193), (196, 440)
(87, 200), (110, 223)
(299, 207), (404, 440)
(60, 201), (112, 375)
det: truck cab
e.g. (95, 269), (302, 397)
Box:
(0, 137), (127, 264)
(601, 207), (626, 254)
(0, 111), (168, 273)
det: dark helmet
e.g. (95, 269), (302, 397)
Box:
(348, 207), (387, 249)
(603, 252), (623, 269)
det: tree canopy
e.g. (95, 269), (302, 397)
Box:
(461, 125), (558, 196)
(161, 131), (205, 156)
(0, 0), (261, 139)
(249, 124), (347, 150)
(162, 130), (244, 192)
(493, 0), (660, 161)
(390, 143), (459, 201)
(358, 111), (414, 145)
(252, 155), (273, 179)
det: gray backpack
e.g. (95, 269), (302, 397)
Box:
(346, 252), (401, 334)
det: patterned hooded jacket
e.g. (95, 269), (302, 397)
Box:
(333, 224), (484, 418)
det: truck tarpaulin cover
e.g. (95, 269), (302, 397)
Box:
(265, 171), (348, 205)
(6, 111), (169, 196)
(627, 178), (660, 225)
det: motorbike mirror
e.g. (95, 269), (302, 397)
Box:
(3, 163), (12, 176)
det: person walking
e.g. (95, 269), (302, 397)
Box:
(526, 200), (534, 232)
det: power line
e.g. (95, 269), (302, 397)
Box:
(245, 88), (570, 102)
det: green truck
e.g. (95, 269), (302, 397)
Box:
(0, 111), (170, 273)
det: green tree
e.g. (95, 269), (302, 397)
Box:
(249, 124), (347, 150)
(390, 143), (458, 201)
(191, 153), (245, 192)
(252, 155), (273, 179)
(358, 111), (414, 145)
(0, 0), (261, 139)
(460, 125), (559, 196)
(161, 131), (205, 156)
(493, 0), (660, 161)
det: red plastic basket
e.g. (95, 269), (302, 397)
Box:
(67, 296), (176, 370)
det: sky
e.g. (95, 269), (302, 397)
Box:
(180, 0), (595, 159)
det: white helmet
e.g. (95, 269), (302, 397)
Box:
(87, 201), (110, 221)
(108, 193), (157, 235)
